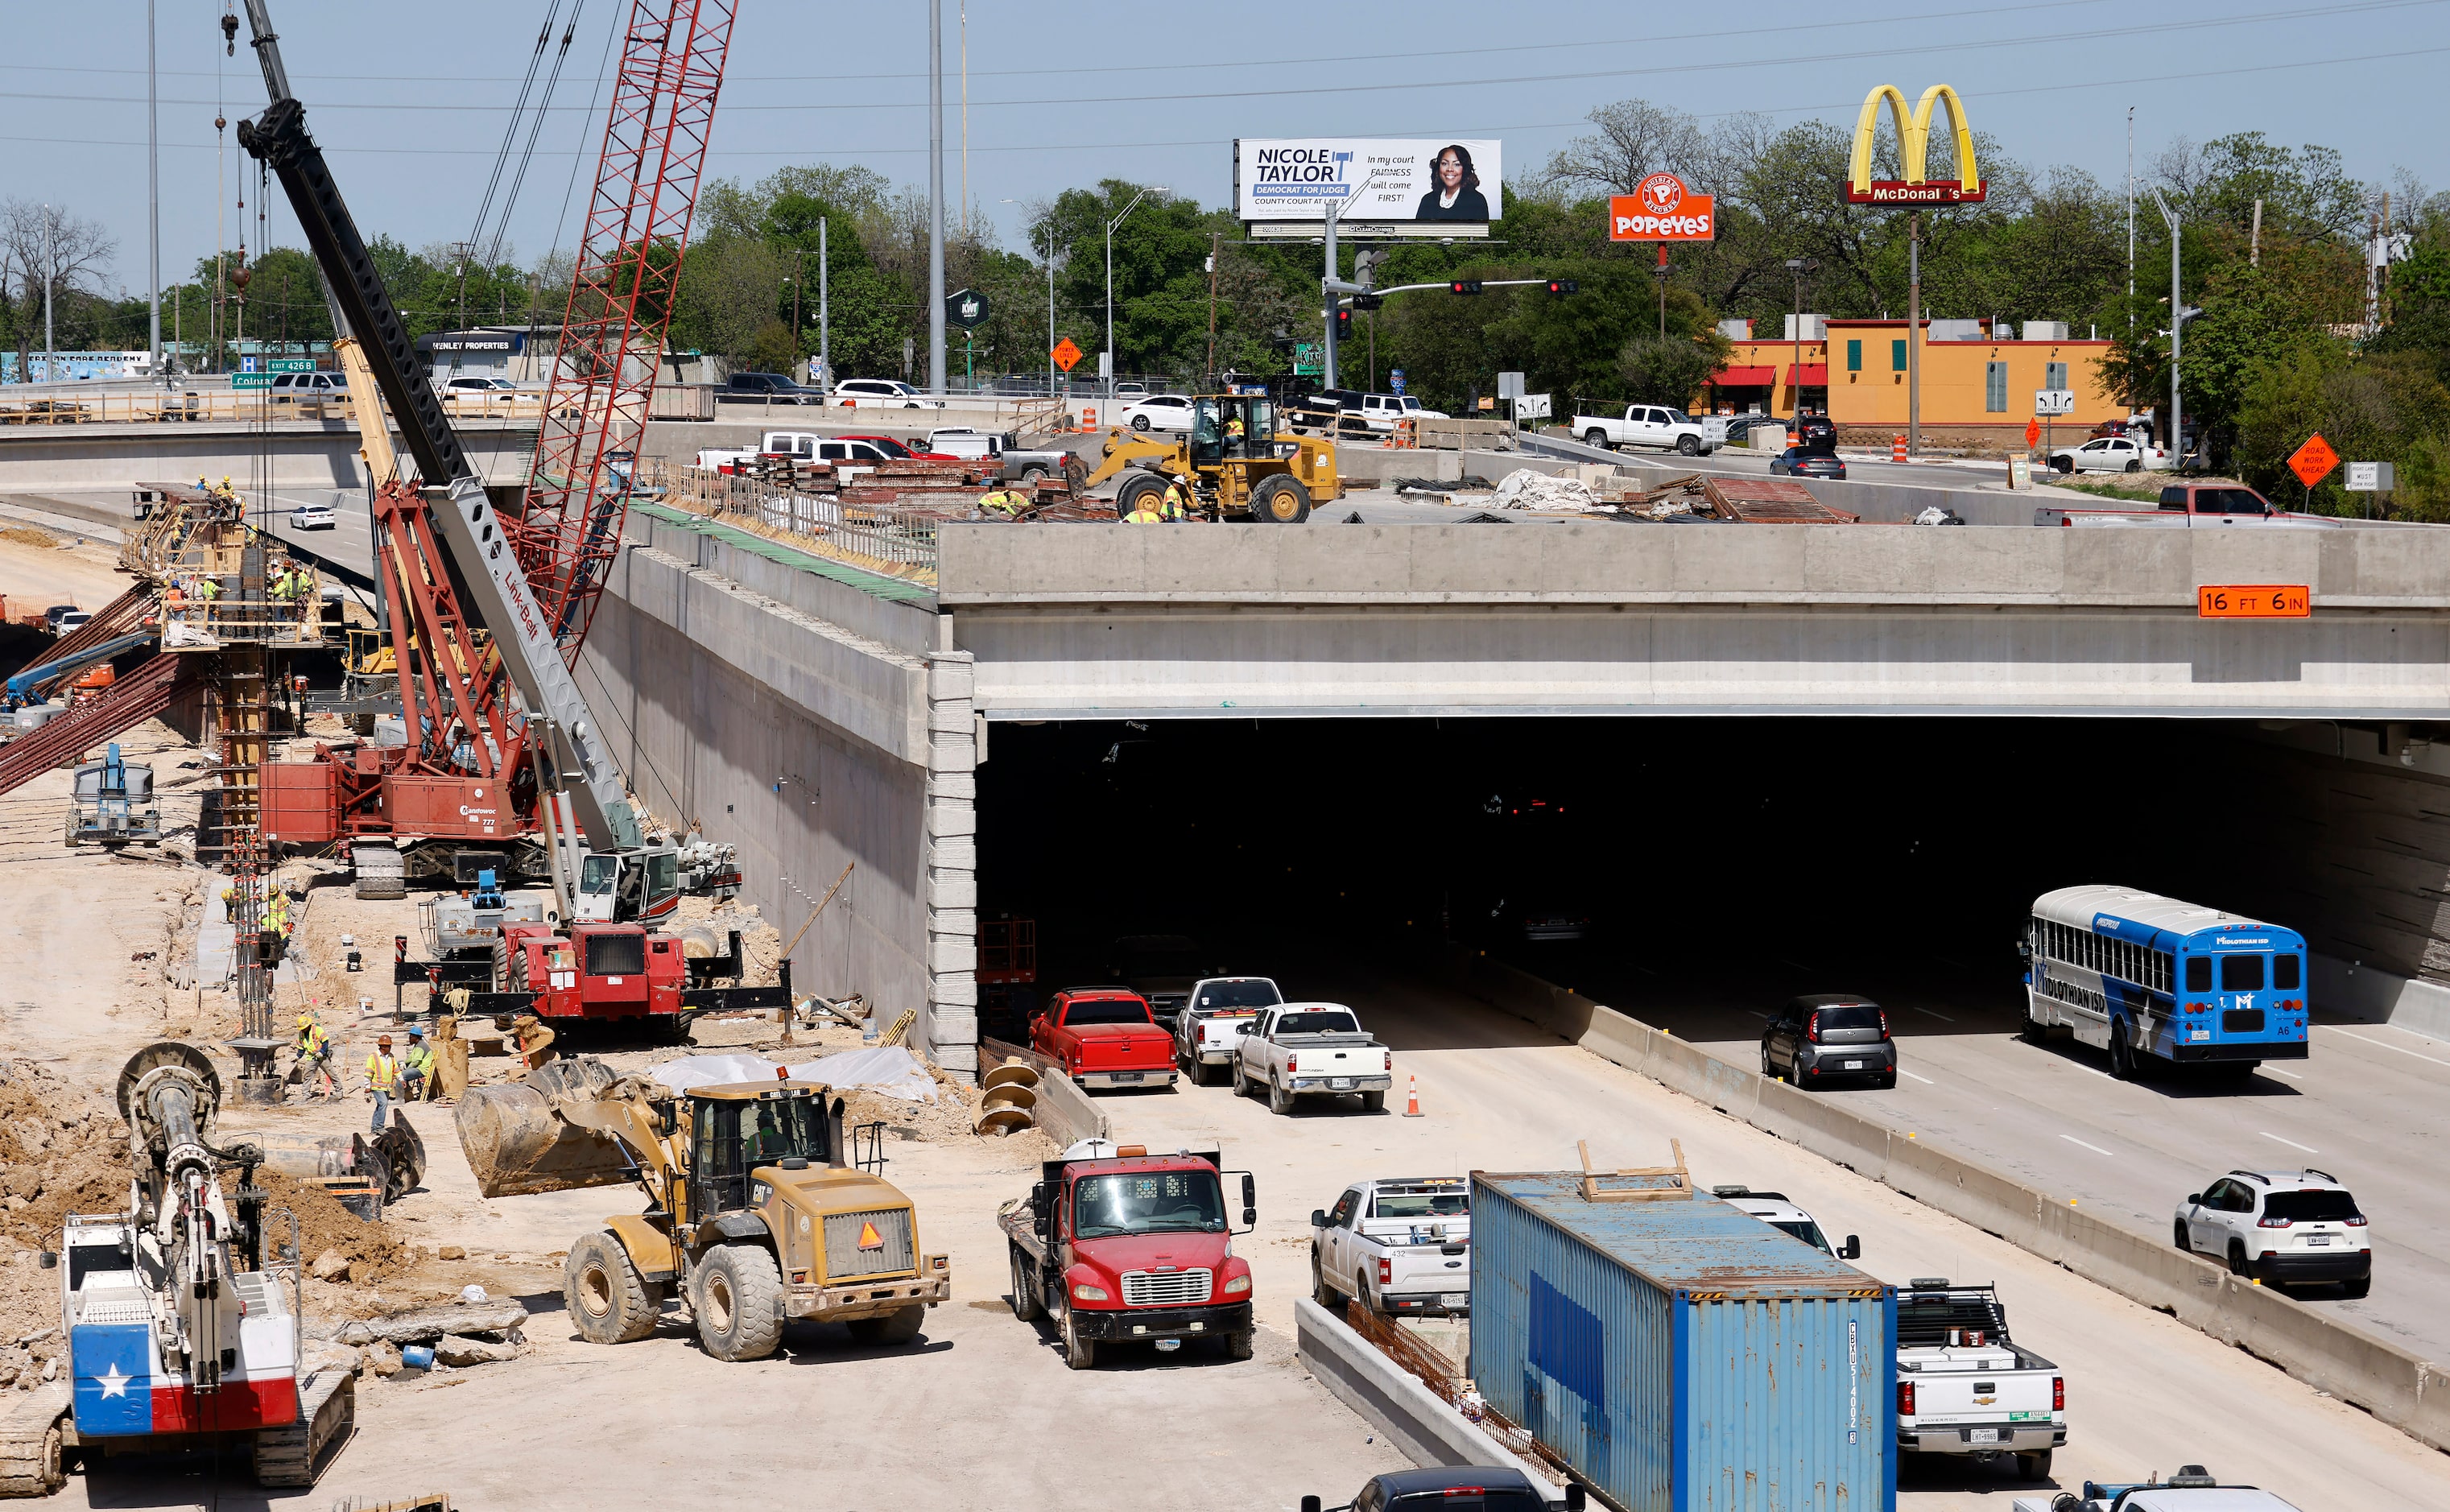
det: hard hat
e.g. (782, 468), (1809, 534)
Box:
(407, 1025), (425, 1039)
(378, 1035), (393, 1047)
(296, 1013), (313, 1027)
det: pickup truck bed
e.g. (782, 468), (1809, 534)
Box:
(1895, 1283), (2064, 1477)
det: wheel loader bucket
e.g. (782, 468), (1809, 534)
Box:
(455, 1057), (638, 1198)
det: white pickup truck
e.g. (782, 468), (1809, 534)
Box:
(1310, 1176), (1473, 1317)
(2013, 1465), (2301, 1512)
(693, 430), (899, 477)
(1895, 1279), (2065, 1481)
(1172, 975), (1283, 1084)
(1230, 1002), (1392, 1115)
(1574, 403), (1717, 456)
(925, 428), (1078, 485)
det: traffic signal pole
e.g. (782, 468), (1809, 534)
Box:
(1321, 203), (1339, 390)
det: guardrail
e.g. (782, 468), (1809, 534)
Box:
(1447, 949), (2450, 1456)
(0, 390), (557, 426)
(638, 458), (943, 583)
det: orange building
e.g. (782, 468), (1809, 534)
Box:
(1704, 319), (2126, 450)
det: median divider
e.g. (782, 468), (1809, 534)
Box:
(1443, 949), (2450, 1455)
(979, 1036), (1109, 1149)
(1293, 1298), (1559, 1496)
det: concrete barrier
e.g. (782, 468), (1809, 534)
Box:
(2313, 951), (2450, 1041)
(979, 1037), (1108, 1149)
(1444, 950), (2450, 1455)
(1292, 1298), (1560, 1497)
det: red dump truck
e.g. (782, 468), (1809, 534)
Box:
(999, 1139), (1257, 1369)
(1030, 987), (1179, 1090)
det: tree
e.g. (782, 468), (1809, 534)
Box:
(0, 199), (114, 380)
(2234, 345), (2450, 518)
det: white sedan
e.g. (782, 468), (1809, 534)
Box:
(288, 502), (337, 531)
(1118, 394), (1194, 433)
(2048, 435), (2170, 474)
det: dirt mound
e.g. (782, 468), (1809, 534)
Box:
(0, 1061), (122, 1252)
(256, 1171), (414, 1286)
(668, 894), (787, 983)
(837, 1060), (1056, 1158)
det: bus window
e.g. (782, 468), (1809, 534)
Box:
(2184, 956), (2212, 993)
(2221, 955), (2266, 991)
(2274, 955), (2302, 990)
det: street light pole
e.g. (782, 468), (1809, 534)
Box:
(1783, 257), (1816, 423)
(2150, 188), (2195, 471)
(927, 0), (946, 395)
(818, 217), (830, 396)
(147, 0), (161, 383)
(1104, 185), (1165, 406)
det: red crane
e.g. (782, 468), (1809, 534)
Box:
(519, 2), (737, 661)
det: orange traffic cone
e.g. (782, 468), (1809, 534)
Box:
(1403, 1075), (1423, 1117)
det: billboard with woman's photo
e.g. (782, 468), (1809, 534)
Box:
(1233, 138), (1503, 238)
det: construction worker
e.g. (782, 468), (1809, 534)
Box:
(161, 578), (188, 627)
(1158, 477), (1192, 522)
(261, 887), (291, 965)
(977, 485), (1030, 518)
(365, 1035), (400, 1135)
(1122, 489), (1167, 524)
(293, 1012), (336, 1100)
(269, 565), (297, 602)
(1224, 411), (1246, 442)
(402, 1024), (436, 1103)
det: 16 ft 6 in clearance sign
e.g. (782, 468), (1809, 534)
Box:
(1610, 172), (1714, 241)
(1847, 84), (1987, 204)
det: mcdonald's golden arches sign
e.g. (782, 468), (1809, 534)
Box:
(1846, 85), (1986, 204)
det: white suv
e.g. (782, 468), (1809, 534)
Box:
(1713, 1185), (1861, 1260)
(2174, 1169), (2369, 1295)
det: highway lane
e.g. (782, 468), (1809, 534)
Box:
(1491, 941), (2450, 1369)
(1083, 957), (2450, 1511)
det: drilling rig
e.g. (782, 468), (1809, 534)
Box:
(0, 1043), (353, 1498)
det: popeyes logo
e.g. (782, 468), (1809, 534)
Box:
(1609, 174), (1715, 242)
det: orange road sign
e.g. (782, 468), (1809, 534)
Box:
(2024, 419), (2040, 448)
(2198, 585), (2310, 619)
(2287, 433), (2338, 489)
(1051, 337), (1082, 373)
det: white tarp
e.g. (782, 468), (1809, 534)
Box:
(649, 1046), (938, 1102)
(1491, 469), (1601, 513)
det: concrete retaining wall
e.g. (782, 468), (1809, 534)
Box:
(1293, 1299), (1560, 1496)
(1445, 950), (2450, 1455)
(2313, 953), (2450, 1041)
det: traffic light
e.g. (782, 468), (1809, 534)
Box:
(1333, 308), (1353, 341)
(1545, 279), (1579, 296)
(1449, 279), (1483, 295)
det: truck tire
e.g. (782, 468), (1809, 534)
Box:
(1268, 1075), (1295, 1116)
(1113, 473), (1168, 522)
(566, 1230), (664, 1345)
(1231, 1057), (1251, 1097)
(1360, 1089), (1386, 1112)
(1312, 1249), (1344, 1308)
(1677, 434), (1700, 456)
(1063, 1308), (1098, 1370)
(692, 1243), (785, 1361)
(1019, 465), (1050, 485)
(1584, 428), (1610, 448)
(1010, 1243), (1043, 1322)
(2016, 1451), (2052, 1481)
(1222, 1329), (1254, 1361)
(1248, 474), (1311, 525)
(846, 1305), (925, 1346)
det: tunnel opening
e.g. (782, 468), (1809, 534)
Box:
(975, 715), (2412, 1051)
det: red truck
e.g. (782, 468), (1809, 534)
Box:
(999, 1140), (1257, 1369)
(1031, 987), (1178, 1091)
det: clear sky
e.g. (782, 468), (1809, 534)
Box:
(10, 0), (2446, 299)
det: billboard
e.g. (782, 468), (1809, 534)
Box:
(1609, 172), (1715, 242)
(1235, 138), (1502, 238)
(1846, 84), (1985, 204)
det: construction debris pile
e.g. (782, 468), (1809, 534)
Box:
(0, 1064), (120, 1394)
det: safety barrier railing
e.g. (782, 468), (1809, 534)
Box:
(0, 389), (556, 426)
(640, 459), (940, 584)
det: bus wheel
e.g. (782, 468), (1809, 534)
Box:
(2108, 1029), (2138, 1080)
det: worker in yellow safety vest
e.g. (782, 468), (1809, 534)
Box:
(261, 890), (291, 965)
(1224, 412), (1245, 442)
(1122, 490), (1166, 523)
(293, 1012), (337, 1100)
(270, 567), (299, 601)
(365, 1035), (400, 1134)
(1159, 478), (1192, 521)
(977, 487), (1030, 518)
(402, 1024), (436, 1102)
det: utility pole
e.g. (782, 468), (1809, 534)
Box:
(148, 0), (161, 384)
(1205, 231), (1221, 386)
(817, 216), (830, 395)
(926, 0), (946, 395)
(2150, 188), (2196, 472)
(1783, 257), (1816, 422)
(1104, 185), (1165, 404)
(43, 205), (54, 386)
(2126, 106), (2135, 413)
(1322, 202), (1339, 390)
(1907, 215), (1922, 455)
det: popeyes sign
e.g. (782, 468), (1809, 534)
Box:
(1609, 172), (1715, 242)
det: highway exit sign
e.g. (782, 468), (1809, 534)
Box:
(267, 357), (316, 373)
(1051, 337), (1081, 373)
(2287, 432), (2339, 488)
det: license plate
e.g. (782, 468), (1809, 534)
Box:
(2305, 1234), (2331, 1247)
(1110, 1072), (1142, 1084)
(1331, 1077), (1353, 1090)
(1845, 1060), (1864, 1070)
(1968, 1429), (1999, 1445)
(1440, 1292), (1469, 1308)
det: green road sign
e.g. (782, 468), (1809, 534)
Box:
(266, 358), (316, 373)
(1292, 342), (1322, 377)
(231, 373), (275, 390)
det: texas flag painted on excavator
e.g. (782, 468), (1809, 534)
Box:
(72, 1320), (299, 1437)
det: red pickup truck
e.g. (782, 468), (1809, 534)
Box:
(999, 1141), (1256, 1368)
(1031, 988), (1178, 1091)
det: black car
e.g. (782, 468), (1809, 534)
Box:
(717, 371), (823, 405)
(1105, 932), (1211, 1030)
(1770, 447), (1847, 480)
(1309, 1465), (1575, 1512)
(1761, 994), (1898, 1089)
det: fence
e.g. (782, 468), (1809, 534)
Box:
(641, 458), (944, 583)
(0, 389), (557, 426)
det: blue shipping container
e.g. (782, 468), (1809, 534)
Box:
(1471, 1171), (1895, 1512)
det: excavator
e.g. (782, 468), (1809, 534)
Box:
(457, 1056), (949, 1362)
(1080, 393), (1345, 523)
(0, 1043), (354, 1498)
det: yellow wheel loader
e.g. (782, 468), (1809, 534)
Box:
(1080, 393), (1342, 523)
(457, 1057), (951, 1361)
